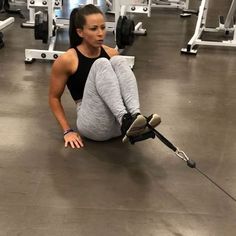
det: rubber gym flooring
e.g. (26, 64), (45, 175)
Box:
(0, 0), (236, 235)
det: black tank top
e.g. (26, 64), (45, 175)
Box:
(67, 46), (110, 101)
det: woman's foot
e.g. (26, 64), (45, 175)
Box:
(145, 113), (161, 131)
(121, 113), (147, 143)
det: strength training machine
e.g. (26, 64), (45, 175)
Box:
(0, 0), (15, 48)
(151, 0), (190, 17)
(24, 0), (68, 63)
(181, 0), (236, 54)
(0, 0), (25, 18)
(0, 17), (15, 48)
(108, 0), (150, 67)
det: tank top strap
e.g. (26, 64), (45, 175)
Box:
(100, 46), (110, 58)
(74, 47), (83, 58)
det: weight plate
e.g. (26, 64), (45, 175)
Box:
(121, 17), (134, 46)
(116, 16), (125, 49)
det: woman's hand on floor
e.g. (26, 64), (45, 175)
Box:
(64, 132), (84, 149)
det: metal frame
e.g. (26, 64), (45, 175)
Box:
(21, 0), (62, 27)
(181, 0), (236, 54)
(151, 0), (189, 11)
(24, 0), (65, 63)
(151, 0), (191, 17)
(117, 2), (148, 35)
(107, 0), (152, 17)
(0, 17), (14, 48)
(0, 17), (14, 31)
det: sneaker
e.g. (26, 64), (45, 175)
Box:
(121, 113), (147, 143)
(145, 113), (161, 131)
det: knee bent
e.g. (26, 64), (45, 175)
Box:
(110, 55), (126, 67)
(93, 57), (111, 69)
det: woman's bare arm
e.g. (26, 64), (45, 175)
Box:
(49, 50), (84, 148)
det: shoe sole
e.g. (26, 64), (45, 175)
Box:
(123, 114), (161, 143)
(122, 115), (147, 143)
(144, 114), (161, 132)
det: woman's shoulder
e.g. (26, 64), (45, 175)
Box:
(102, 45), (119, 57)
(53, 48), (78, 74)
(58, 48), (77, 65)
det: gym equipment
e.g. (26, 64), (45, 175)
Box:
(0, 16), (14, 48)
(113, 0), (148, 35)
(106, 0), (152, 17)
(0, 0), (25, 18)
(127, 123), (236, 203)
(21, 0), (62, 28)
(181, 0), (236, 54)
(151, 0), (190, 17)
(116, 15), (135, 49)
(0, 16), (14, 30)
(112, 2), (147, 56)
(106, 1), (148, 65)
(24, 0), (67, 63)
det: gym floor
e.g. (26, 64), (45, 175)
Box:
(1, 0), (236, 235)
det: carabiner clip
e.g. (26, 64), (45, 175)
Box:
(175, 148), (196, 168)
(175, 148), (189, 162)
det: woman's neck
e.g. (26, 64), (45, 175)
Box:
(78, 43), (101, 58)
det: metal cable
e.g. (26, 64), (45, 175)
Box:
(195, 166), (236, 202)
(147, 125), (236, 203)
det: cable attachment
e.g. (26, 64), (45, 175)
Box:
(148, 125), (196, 169)
(175, 148), (196, 168)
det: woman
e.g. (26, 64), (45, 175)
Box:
(49, 4), (161, 149)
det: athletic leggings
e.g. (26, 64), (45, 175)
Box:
(76, 55), (140, 141)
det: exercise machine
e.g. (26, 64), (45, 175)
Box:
(0, 0), (25, 18)
(107, 0), (150, 67)
(21, 0), (65, 28)
(0, 7), (14, 48)
(151, 0), (190, 16)
(24, 0), (68, 63)
(181, 0), (236, 54)
(106, 0), (152, 17)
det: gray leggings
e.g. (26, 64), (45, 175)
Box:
(76, 55), (140, 141)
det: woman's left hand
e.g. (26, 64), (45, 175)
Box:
(64, 131), (84, 149)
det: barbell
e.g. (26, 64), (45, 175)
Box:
(34, 14), (135, 48)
